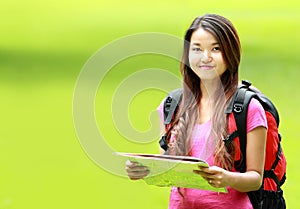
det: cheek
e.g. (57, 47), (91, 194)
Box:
(215, 55), (227, 67)
(189, 54), (199, 66)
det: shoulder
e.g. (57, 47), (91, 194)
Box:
(248, 98), (263, 113)
(157, 88), (182, 123)
(246, 98), (268, 132)
(157, 98), (165, 122)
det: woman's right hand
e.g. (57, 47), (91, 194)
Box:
(126, 160), (150, 180)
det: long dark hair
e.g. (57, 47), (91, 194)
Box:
(167, 14), (241, 170)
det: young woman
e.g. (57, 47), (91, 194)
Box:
(126, 14), (267, 209)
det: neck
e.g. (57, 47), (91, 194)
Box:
(200, 79), (220, 100)
(198, 79), (226, 124)
(198, 80), (216, 124)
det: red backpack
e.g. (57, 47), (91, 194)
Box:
(159, 80), (286, 209)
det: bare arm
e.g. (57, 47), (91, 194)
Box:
(194, 126), (267, 192)
(228, 126), (267, 191)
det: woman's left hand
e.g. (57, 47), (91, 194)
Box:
(193, 166), (229, 188)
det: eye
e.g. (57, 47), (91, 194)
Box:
(191, 46), (201, 54)
(191, 47), (201, 52)
(212, 46), (220, 51)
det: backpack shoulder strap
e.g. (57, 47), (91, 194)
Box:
(164, 88), (183, 125)
(227, 80), (257, 173)
(228, 80), (280, 173)
(159, 88), (183, 152)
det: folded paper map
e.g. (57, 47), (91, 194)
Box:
(115, 152), (227, 193)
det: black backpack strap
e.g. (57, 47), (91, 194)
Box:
(264, 142), (285, 189)
(230, 81), (264, 209)
(232, 84), (257, 173)
(164, 88), (183, 125)
(159, 88), (183, 151)
(159, 135), (169, 152)
(223, 130), (239, 147)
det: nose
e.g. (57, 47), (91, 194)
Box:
(201, 50), (212, 63)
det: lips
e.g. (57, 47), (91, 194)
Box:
(200, 65), (214, 70)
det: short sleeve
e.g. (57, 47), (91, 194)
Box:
(246, 98), (268, 132)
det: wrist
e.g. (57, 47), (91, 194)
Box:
(224, 170), (237, 188)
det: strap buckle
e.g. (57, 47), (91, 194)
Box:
(233, 103), (243, 113)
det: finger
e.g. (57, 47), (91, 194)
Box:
(127, 171), (148, 177)
(193, 169), (205, 175)
(208, 179), (223, 188)
(193, 173), (212, 185)
(193, 169), (210, 177)
(193, 169), (206, 176)
(198, 166), (210, 173)
(198, 165), (208, 170)
(193, 170), (213, 183)
(127, 170), (150, 180)
(193, 170), (201, 174)
(126, 165), (149, 172)
(199, 166), (219, 175)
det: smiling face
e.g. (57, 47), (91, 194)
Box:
(189, 27), (227, 81)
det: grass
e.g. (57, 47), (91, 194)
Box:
(0, 0), (300, 208)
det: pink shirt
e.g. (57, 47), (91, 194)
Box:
(157, 98), (267, 209)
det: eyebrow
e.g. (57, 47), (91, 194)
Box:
(191, 42), (219, 46)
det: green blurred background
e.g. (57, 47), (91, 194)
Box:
(1, 0), (300, 208)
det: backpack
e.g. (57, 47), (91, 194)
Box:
(159, 80), (286, 209)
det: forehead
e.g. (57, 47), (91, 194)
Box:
(190, 28), (218, 44)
